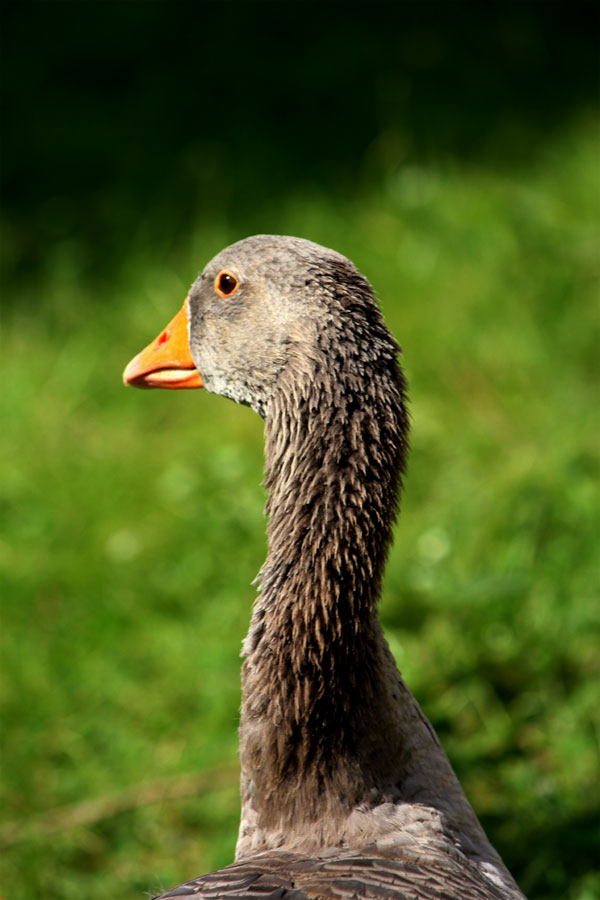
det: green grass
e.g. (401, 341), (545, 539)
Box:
(1, 116), (599, 900)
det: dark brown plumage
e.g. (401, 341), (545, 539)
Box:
(124, 236), (525, 900)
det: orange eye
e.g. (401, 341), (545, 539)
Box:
(215, 271), (239, 298)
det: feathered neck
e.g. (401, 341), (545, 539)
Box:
(238, 291), (412, 824)
(254, 350), (404, 703)
(234, 282), (516, 890)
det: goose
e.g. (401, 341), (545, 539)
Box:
(123, 235), (525, 900)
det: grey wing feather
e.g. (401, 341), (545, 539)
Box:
(152, 852), (520, 900)
(153, 857), (312, 899)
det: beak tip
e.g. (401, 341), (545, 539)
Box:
(122, 355), (139, 387)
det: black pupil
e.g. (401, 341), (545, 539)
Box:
(219, 273), (236, 294)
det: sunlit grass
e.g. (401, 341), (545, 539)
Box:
(1, 117), (598, 900)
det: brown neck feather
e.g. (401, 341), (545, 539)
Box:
(240, 309), (409, 806)
(234, 277), (513, 884)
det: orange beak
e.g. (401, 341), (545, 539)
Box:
(123, 297), (203, 390)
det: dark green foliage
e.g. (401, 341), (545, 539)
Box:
(2, 120), (598, 899)
(1, 4), (598, 898)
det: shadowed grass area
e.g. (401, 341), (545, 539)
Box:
(1, 117), (598, 900)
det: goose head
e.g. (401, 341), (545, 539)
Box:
(123, 234), (399, 419)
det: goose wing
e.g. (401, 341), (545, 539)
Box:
(152, 850), (518, 900)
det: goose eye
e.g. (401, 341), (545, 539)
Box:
(215, 271), (239, 298)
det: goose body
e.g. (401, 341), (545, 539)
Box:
(124, 235), (525, 900)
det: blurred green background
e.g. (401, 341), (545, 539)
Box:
(1, 2), (599, 899)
